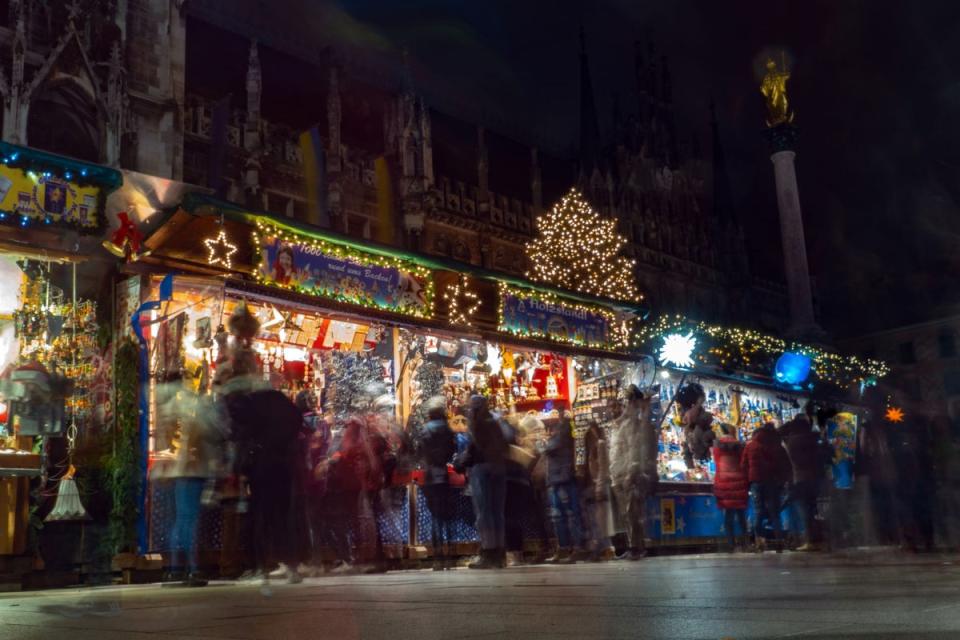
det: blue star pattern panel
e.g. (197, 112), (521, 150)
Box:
(416, 487), (479, 544)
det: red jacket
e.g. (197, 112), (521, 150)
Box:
(742, 425), (791, 484)
(712, 436), (748, 510)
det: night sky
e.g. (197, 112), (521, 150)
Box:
(227, 0), (960, 338)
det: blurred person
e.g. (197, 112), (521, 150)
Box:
(416, 396), (457, 570)
(742, 422), (791, 552)
(609, 385), (658, 560)
(454, 394), (508, 569)
(931, 415), (960, 550)
(297, 389), (332, 574)
(857, 395), (899, 546)
(582, 420), (615, 561)
(889, 415), (935, 551)
(164, 382), (224, 586)
(780, 403), (830, 551)
(221, 353), (310, 588)
(712, 423), (749, 552)
(541, 412), (583, 564)
(502, 415), (545, 566)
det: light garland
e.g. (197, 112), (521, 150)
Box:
(497, 282), (626, 350)
(635, 313), (890, 388)
(525, 187), (643, 303)
(444, 274), (481, 327)
(204, 229), (238, 269)
(252, 220), (435, 319)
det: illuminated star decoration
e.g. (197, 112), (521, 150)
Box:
(204, 229), (238, 269)
(444, 274), (481, 327)
(885, 406), (904, 423)
(659, 332), (697, 369)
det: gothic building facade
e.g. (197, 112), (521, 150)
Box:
(0, 0), (789, 331)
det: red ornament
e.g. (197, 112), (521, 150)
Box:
(102, 211), (151, 262)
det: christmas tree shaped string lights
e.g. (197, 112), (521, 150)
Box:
(525, 188), (642, 303)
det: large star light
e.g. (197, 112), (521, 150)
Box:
(204, 229), (238, 269)
(659, 332), (697, 369)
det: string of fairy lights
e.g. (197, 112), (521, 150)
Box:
(251, 220), (436, 319)
(635, 313), (890, 388)
(525, 188), (643, 303)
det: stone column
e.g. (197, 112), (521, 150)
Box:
(766, 125), (818, 336)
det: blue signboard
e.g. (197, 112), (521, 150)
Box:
(499, 285), (616, 349)
(256, 224), (433, 318)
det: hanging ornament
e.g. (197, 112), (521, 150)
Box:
(45, 464), (90, 522)
(884, 406), (904, 423)
(102, 211), (151, 262)
(444, 274), (481, 327)
(204, 229), (238, 269)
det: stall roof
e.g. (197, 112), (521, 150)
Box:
(177, 192), (649, 317)
(0, 142), (123, 192)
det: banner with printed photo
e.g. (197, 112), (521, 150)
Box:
(256, 224), (434, 319)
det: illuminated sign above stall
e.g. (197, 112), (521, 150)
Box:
(253, 220), (435, 319)
(497, 282), (620, 350)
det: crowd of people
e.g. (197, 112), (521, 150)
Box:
(157, 339), (955, 589)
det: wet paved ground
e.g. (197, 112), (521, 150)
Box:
(1, 551), (958, 640)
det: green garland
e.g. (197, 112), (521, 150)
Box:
(635, 314), (889, 388)
(105, 338), (141, 555)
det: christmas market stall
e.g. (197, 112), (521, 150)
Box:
(0, 142), (121, 577)
(633, 314), (889, 548)
(128, 188), (650, 568)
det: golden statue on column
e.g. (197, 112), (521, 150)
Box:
(760, 56), (794, 127)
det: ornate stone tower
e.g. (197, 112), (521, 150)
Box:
(761, 57), (821, 338)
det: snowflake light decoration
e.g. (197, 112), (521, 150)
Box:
(659, 332), (697, 369)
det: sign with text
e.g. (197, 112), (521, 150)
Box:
(256, 225), (433, 319)
(498, 284), (616, 349)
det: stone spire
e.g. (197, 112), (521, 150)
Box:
(244, 39), (261, 151)
(477, 125), (489, 194)
(710, 101), (736, 224)
(660, 55), (679, 166)
(327, 65), (342, 172)
(530, 146), (542, 209)
(578, 26), (601, 175)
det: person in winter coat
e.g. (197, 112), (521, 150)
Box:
(165, 384), (225, 586)
(416, 396), (457, 570)
(609, 385), (659, 560)
(857, 390), (899, 546)
(504, 415), (548, 565)
(541, 412), (583, 563)
(742, 422), (791, 552)
(455, 394), (508, 569)
(712, 423), (748, 551)
(582, 420), (615, 561)
(223, 380), (311, 586)
(780, 405), (829, 551)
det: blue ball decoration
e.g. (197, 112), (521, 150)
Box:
(775, 351), (811, 385)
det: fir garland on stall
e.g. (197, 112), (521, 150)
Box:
(105, 338), (141, 555)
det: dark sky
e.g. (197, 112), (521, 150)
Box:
(219, 0), (960, 338)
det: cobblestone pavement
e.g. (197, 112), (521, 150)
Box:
(1, 551), (958, 640)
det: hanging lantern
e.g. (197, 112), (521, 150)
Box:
(45, 465), (90, 522)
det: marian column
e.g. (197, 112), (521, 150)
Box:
(761, 58), (819, 338)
